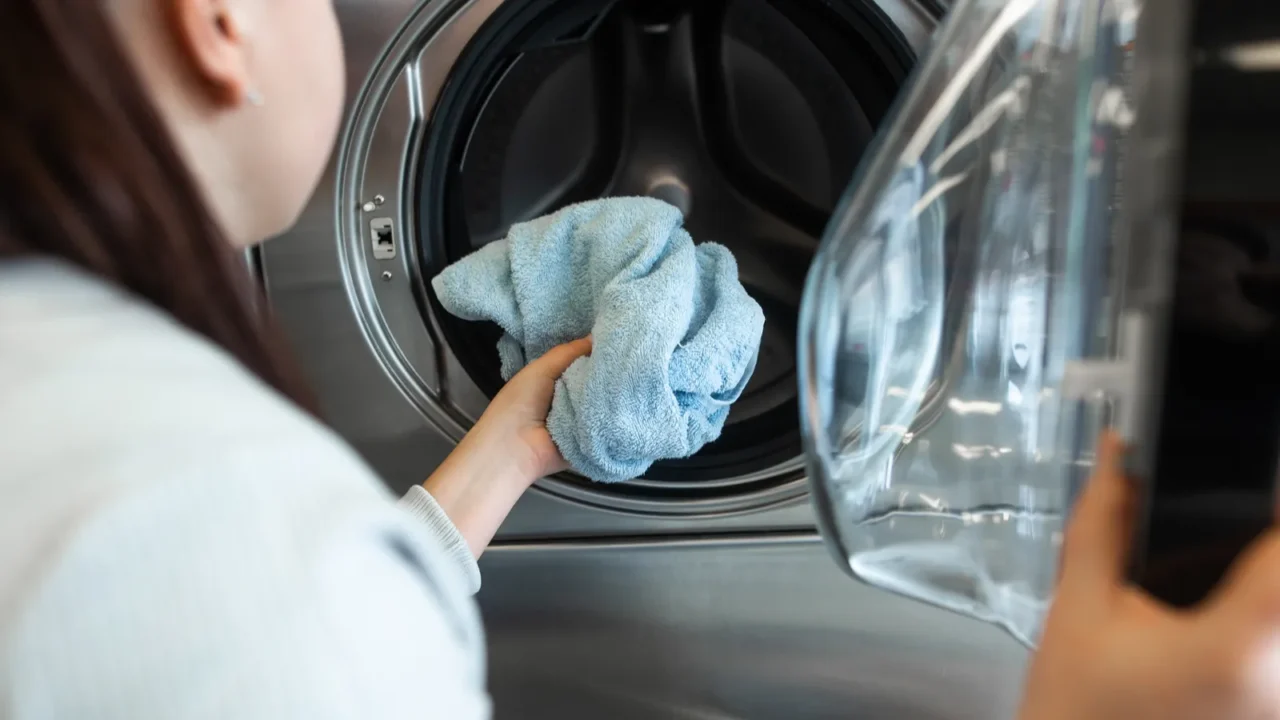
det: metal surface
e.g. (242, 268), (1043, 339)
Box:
(261, 0), (1029, 716)
(480, 536), (1027, 719)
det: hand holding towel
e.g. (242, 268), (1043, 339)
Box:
(432, 197), (765, 483)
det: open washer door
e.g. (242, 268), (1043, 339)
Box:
(797, 0), (1280, 647)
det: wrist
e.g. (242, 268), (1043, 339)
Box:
(422, 428), (538, 557)
(446, 425), (541, 490)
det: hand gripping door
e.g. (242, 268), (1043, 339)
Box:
(799, 0), (1189, 646)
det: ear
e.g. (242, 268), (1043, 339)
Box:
(165, 0), (253, 108)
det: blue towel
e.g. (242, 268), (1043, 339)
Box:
(431, 197), (765, 483)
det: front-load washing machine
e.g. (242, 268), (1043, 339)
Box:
(260, 0), (1029, 717)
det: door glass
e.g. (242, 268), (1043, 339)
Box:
(799, 0), (1176, 645)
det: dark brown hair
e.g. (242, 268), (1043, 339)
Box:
(0, 2), (317, 413)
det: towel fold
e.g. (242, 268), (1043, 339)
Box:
(432, 197), (765, 483)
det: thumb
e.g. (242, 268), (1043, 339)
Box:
(526, 337), (592, 379)
(1059, 431), (1137, 598)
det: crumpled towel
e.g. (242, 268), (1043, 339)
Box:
(431, 197), (765, 483)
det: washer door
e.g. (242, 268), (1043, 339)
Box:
(797, 0), (1176, 645)
(337, 0), (939, 515)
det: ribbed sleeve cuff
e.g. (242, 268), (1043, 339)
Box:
(398, 485), (482, 594)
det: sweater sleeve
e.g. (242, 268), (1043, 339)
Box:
(398, 485), (482, 594)
(5, 461), (492, 720)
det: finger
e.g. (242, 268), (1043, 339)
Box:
(1060, 431), (1137, 596)
(527, 337), (592, 379)
(1206, 528), (1280, 621)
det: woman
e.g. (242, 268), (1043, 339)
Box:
(1, 1), (582, 716)
(0, 1), (1277, 718)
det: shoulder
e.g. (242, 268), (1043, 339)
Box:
(0, 258), (389, 568)
(0, 258), (339, 468)
(0, 260), (488, 718)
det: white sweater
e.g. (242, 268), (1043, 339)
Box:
(0, 259), (489, 719)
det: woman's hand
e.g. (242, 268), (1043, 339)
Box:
(1018, 432), (1280, 720)
(472, 336), (593, 481)
(423, 338), (591, 557)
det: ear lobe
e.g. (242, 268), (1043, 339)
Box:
(165, 0), (253, 108)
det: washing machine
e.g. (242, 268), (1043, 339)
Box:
(260, 0), (1029, 717)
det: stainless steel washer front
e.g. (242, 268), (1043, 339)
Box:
(265, 0), (940, 537)
(261, 0), (1028, 717)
